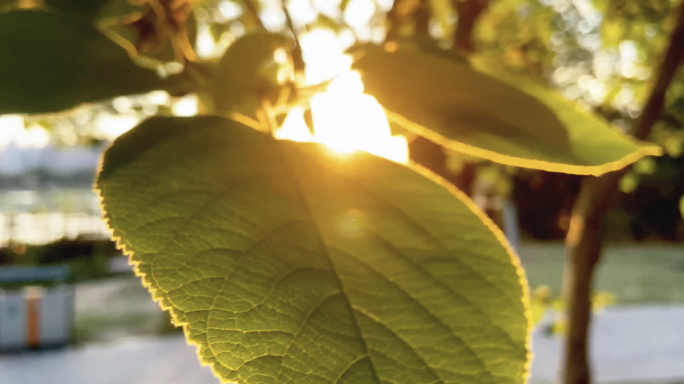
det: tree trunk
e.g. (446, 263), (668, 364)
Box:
(453, 0), (489, 53)
(559, 4), (684, 384)
(415, 0), (430, 36)
(560, 172), (621, 384)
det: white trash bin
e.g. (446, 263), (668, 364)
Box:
(0, 266), (74, 351)
(0, 291), (26, 350)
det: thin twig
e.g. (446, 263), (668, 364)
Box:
(149, 0), (196, 63)
(452, 0), (489, 53)
(415, 0), (430, 36)
(384, 0), (405, 42)
(242, 0), (266, 30)
(281, 0), (305, 74)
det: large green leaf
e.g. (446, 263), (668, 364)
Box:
(97, 116), (530, 384)
(43, 0), (113, 20)
(351, 44), (662, 176)
(0, 10), (186, 114)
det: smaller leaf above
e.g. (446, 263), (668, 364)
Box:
(0, 10), (187, 114)
(351, 44), (662, 176)
(211, 32), (292, 118)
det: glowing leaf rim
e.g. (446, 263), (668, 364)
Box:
(386, 110), (663, 176)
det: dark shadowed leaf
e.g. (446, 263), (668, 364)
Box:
(43, 0), (109, 20)
(0, 10), (187, 114)
(40, 0), (145, 21)
(98, 116), (530, 384)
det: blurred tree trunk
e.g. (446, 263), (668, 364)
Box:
(415, 0), (430, 35)
(453, 0), (489, 54)
(559, 5), (684, 384)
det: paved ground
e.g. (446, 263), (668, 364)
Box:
(74, 276), (168, 342)
(531, 306), (684, 384)
(0, 336), (218, 384)
(2, 306), (683, 384)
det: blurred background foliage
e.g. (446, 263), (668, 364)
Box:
(0, 0), (682, 242)
(472, 0), (684, 242)
(0, 0), (682, 237)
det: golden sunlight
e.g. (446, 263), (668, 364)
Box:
(0, 115), (50, 148)
(275, 29), (409, 164)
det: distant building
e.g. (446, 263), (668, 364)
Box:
(0, 143), (105, 177)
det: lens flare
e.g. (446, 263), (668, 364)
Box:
(275, 29), (408, 164)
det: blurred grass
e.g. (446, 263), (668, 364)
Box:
(75, 312), (158, 343)
(75, 310), (182, 343)
(70, 242), (684, 342)
(520, 242), (684, 304)
(73, 276), (182, 343)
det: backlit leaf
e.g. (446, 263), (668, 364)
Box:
(0, 10), (187, 114)
(97, 116), (530, 384)
(351, 44), (662, 176)
(211, 32), (292, 118)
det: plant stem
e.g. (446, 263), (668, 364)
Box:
(385, 0), (406, 42)
(453, 0), (489, 53)
(415, 0), (430, 36)
(281, 0), (305, 74)
(559, 4), (684, 384)
(243, 0), (266, 30)
(149, 0), (197, 63)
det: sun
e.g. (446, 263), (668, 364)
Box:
(273, 29), (409, 165)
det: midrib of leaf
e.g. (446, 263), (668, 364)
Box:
(273, 142), (398, 384)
